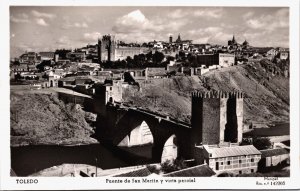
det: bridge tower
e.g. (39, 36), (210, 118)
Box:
(191, 90), (244, 146)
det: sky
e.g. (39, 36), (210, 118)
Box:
(10, 6), (289, 58)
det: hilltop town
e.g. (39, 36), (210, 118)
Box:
(10, 34), (290, 177)
(10, 34), (289, 123)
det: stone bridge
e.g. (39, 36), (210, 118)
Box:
(56, 91), (193, 163)
(95, 102), (192, 163)
(56, 88), (244, 164)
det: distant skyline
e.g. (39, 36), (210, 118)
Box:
(10, 6), (289, 58)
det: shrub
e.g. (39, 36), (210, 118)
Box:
(161, 158), (187, 173)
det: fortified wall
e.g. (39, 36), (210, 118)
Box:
(191, 90), (244, 145)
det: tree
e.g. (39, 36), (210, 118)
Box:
(15, 73), (22, 80)
(240, 138), (252, 146)
(12, 60), (20, 65)
(253, 137), (272, 150)
(240, 137), (272, 150)
(126, 56), (133, 68)
(187, 53), (195, 63)
(42, 73), (48, 79)
(178, 51), (186, 60)
(36, 60), (52, 72)
(146, 51), (153, 62)
(161, 158), (187, 173)
(123, 72), (135, 84)
(167, 70), (176, 77)
(166, 56), (175, 62)
(153, 51), (164, 64)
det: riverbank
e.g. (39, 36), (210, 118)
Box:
(30, 163), (152, 177)
(10, 139), (98, 147)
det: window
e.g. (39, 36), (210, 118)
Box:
(110, 87), (112, 91)
(239, 171), (242, 174)
(220, 162), (223, 165)
(239, 160), (242, 163)
(209, 153), (212, 157)
(251, 169), (254, 173)
(227, 161), (231, 165)
(251, 158), (254, 162)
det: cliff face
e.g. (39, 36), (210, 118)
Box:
(125, 62), (289, 124)
(10, 91), (97, 146)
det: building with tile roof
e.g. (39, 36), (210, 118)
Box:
(259, 148), (289, 168)
(194, 145), (261, 175)
(112, 167), (152, 177)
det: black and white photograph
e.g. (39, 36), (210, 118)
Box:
(1, 0), (300, 190)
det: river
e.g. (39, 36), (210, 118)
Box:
(11, 143), (153, 176)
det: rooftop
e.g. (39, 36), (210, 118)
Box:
(113, 167), (152, 177)
(204, 145), (261, 158)
(260, 148), (289, 158)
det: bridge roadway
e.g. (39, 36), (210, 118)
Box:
(112, 101), (191, 129)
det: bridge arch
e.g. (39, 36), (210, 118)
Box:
(117, 120), (154, 147)
(161, 134), (178, 163)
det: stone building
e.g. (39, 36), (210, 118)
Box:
(19, 52), (38, 64)
(194, 145), (261, 174)
(196, 53), (235, 68)
(95, 80), (123, 104)
(228, 35), (237, 46)
(242, 40), (250, 49)
(279, 51), (289, 60)
(66, 52), (86, 62)
(145, 67), (167, 80)
(38, 52), (55, 61)
(97, 34), (144, 62)
(259, 148), (289, 168)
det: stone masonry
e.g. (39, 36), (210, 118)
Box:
(191, 90), (244, 145)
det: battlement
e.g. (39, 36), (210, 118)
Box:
(102, 34), (115, 42)
(102, 35), (111, 41)
(192, 90), (244, 99)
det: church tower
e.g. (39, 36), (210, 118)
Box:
(176, 33), (181, 43)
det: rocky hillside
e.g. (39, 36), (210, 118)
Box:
(11, 91), (97, 146)
(124, 61), (289, 124)
(202, 62), (289, 123)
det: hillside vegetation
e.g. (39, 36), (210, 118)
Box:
(124, 62), (289, 124)
(11, 91), (97, 146)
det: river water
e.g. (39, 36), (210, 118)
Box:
(11, 143), (153, 176)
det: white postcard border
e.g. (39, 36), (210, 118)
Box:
(1, 0), (299, 190)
